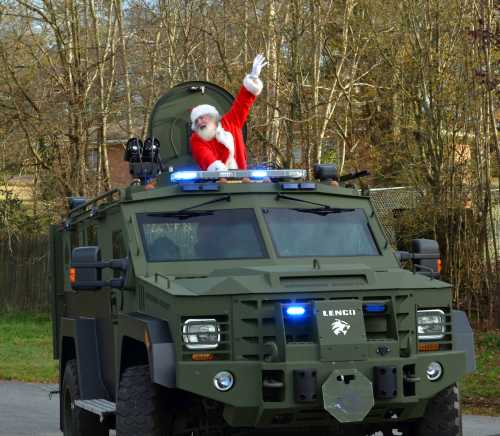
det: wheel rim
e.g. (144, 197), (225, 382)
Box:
(63, 387), (74, 436)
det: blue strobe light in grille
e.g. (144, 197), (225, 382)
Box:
(286, 305), (307, 317)
(363, 303), (386, 313)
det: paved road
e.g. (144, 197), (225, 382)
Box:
(0, 382), (498, 436)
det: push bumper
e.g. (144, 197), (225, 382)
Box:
(176, 351), (467, 427)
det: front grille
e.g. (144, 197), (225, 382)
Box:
(232, 299), (279, 360)
(362, 294), (415, 357)
(233, 293), (415, 361)
(180, 315), (231, 361)
(394, 294), (413, 356)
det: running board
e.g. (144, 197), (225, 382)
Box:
(74, 399), (116, 422)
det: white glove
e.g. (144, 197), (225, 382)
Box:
(249, 54), (268, 78)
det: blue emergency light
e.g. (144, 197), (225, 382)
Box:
(285, 305), (307, 317)
(250, 170), (268, 179)
(180, 183), (220, 192)
(281, 182), (317, 191)
(171, 171), (198, 182)
(363, 303), (386, 313)
(170, 169), (307, 184)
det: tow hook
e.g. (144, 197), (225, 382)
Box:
(403, 374), (421, 383)
(262, 379), (284, 389)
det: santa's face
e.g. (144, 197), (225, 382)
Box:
(195, 114), (217, 141)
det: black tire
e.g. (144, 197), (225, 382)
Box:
(116, 364), (168, 436)
(233, 425), (363, 436)
(329, 424), (365, 436)
(62, 359), (109, 436)
(413, 384), (462, 436)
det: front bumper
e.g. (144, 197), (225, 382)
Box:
(176, 351), (467, 427)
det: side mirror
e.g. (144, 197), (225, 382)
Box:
(70, 246), (128, 290)
(411, 239), (441, 278)
(395, 239), (442, 279)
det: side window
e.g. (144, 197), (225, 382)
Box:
(112, 230), (126, 258)
(66, 226), (79, 290)
(70, 226), (80, 250)
(87, 224), (98, 245)
(64, 240), (70, 264)
(112, 230), (126, 278)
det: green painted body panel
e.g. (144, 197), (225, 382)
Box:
(51, 175), (471, 428)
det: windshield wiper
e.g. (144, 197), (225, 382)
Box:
(146, 195), (231, 220)
(276, 194), (355, 215)
(294, 207), (354, 216)
(276, 193), (332, 209)
(147, 211), (214, 220)
(178, 194), (231, 213)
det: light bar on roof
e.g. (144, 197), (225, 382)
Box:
(170, 169), (307, 183)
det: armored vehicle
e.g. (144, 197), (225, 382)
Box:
(49, 81), (475, 436)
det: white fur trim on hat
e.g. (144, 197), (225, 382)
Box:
(207, 160), (227, 172)
(243, 74), (263, 96)
(191, 104), (220, 130)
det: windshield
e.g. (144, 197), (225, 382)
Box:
(137, 209), (267, 262)
(263, 208), (379, 257)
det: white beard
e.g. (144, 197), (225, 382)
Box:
(197, 123), (217, 141)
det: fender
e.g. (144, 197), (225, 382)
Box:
(452, 310), (476, 374)
(117, 313), (176, 388)
(59, 317), (108, 400)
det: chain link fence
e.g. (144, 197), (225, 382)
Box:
(369, 187), (500, 254)
(369, 187), (420, 245)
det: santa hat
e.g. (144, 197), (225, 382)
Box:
(190, 104), (220, 130)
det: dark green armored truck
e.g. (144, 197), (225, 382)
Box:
(49, 82), (475, 436)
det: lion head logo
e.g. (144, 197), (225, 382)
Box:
(331, 319), (351, 336)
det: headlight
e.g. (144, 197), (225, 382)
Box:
(426, 361), (443, 381)
(182, 319), (220, 350)
(417, 309), (445, 341)
(213, 371), (235, 391)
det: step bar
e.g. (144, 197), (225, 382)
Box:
(74, 399), (116, 422)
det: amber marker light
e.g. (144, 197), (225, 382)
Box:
(144, 330), (151, 350)
(69, 268), (76, 286)
(418, 342), (440, 352)
(192, 353), (215, 361)
(437, 259), (443, 273)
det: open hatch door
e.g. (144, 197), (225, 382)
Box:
(148, 81), (247, 170)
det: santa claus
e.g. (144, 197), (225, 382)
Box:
(190, 54), (267, 171)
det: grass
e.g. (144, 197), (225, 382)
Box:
(0, 312), (57, 383)
(0, 313), (498, 415)
(461, 330), (500, 416)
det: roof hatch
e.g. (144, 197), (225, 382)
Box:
(148, 81), (247, 170)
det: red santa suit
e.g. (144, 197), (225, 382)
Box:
(190, 75), (263, 171)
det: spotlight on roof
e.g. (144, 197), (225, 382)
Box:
(124, 137), (163, 185)
(313, 164), (338, 182)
